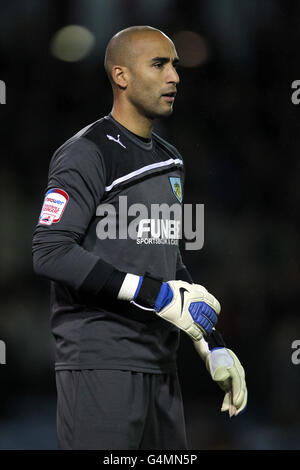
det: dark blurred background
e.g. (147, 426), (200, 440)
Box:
(0, 0), (300, 450)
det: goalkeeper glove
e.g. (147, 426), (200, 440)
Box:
(118, 273), (221, 341)
(193, 333), (247, 417)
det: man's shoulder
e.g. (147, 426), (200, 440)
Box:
(58, 115), (113, 150)
(51, 115), (118, 163)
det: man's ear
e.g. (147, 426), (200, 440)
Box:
(111, 65), (129, 89)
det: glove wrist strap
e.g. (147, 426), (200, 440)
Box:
(134, 274), (163, 309)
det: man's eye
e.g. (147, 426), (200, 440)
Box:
(153, 63), (164, 68)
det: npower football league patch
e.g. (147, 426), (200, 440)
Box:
(39, 188), (69, 225)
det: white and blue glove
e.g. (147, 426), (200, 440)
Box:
(194, 334), (247, 417)
(118, 273), (221, 341)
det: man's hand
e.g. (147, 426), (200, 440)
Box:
(194, 339), (247, 417)
(118, 274), (221, 341)
(150, 280), (220, 341)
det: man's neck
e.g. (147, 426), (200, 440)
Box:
(110, 104), (154, 139)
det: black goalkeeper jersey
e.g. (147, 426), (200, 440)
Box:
(32, 114), (188, 373)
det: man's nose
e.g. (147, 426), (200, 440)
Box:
(166, 64), (180, 84)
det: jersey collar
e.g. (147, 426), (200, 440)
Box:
(105, 114), (153, 151)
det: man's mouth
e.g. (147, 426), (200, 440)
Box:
(161, 91), (177, 102)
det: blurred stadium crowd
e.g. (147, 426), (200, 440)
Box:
(0, 0), (300, 449)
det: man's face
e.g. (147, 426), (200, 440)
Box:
(125, 32), (180, 119)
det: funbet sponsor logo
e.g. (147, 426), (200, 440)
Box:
(136, 219), (181, 245)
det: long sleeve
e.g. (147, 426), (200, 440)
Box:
(32, 137), (125, 296)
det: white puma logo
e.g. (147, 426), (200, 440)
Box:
(106, 134), (126, 149)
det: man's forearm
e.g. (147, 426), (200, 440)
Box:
(32, 229), (125, 296)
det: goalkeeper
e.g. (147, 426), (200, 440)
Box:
(32, 26), (247, 450)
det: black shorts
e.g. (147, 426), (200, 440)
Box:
(55, 369), (188, 450)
